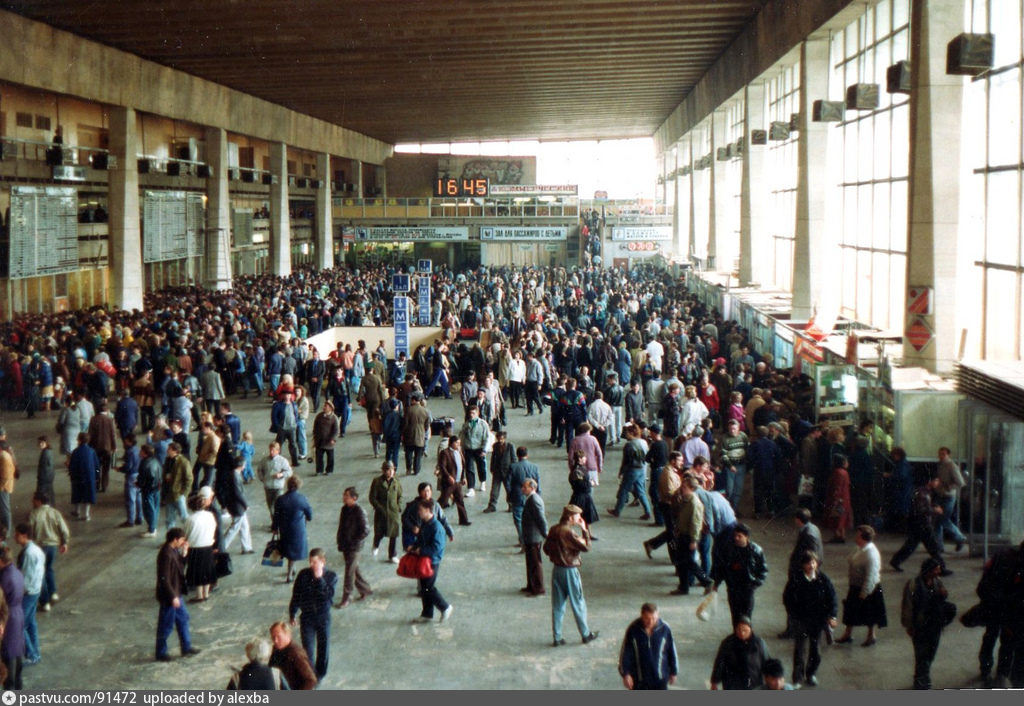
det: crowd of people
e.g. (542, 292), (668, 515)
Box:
(0, 261), (1019, 690)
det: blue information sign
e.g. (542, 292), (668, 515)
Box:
(392, 274), (411, 293)
(417, 259), (432, 326)
(393, 296), (410, 357)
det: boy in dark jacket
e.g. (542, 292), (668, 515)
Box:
(710, 616), (769, 690)
(782, 551), (837, 687)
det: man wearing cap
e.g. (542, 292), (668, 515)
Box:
(711, 523), (769, 626)
(542, 504), (599, 646)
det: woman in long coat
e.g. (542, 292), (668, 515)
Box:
(368, 461), (402, 562)
(824, 455), (853, 543)
(68, 432), (98, 520)
(272, 475), (313, 582)
(0, 547), (25, 690)
(567, 448), (600, 532)
(56, 399), (81, 458)
(358, 366), (387, 458)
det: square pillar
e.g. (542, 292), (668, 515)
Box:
(902, 0), (969, 373)
(691, 131), (709, 262)
(269, 141), (291, 277)
(740, 82), (768, 286)
(107, 106), (143, 311)
(708, 109), (731, 272)
(315, 153), (334, 270)
(792, 38), (835, 320)
(204, 126), (233, 290)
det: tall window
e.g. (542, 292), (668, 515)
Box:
(691, 126), (712, 261)
(965, 0), (1024, 359)
(767, 63), (800, 291)
(724, 99), (745, 273)
(832, 0), (911, 331)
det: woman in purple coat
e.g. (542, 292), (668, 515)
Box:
(0, 544), (25, 690)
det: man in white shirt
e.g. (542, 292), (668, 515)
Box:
(645, 338), (664, 376)
(681, 427), (711, 469)
(586, 391), (615, 453)
(14, 523), (45, 664)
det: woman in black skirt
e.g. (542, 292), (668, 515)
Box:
(836, 524), (887, 646)
(184, 488), (219, 602)
(568, 448), (599, 539)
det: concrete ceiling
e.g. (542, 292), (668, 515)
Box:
(2, 0), (767, 145)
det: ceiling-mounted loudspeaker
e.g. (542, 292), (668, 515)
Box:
(734, 139), (744, 156)
(769, 121), (790, 141)
(846, 83), (880, 110)
(227, 167), (240, 181)
(725, 143), (737, 159)
(947, 33), (994, 76)
(196, 164), (212, 178)
(789, 113), (800, 132)
(716, 147), (729, 161)
(91, 153), (109, 170)
(750, 129), (768, 145)
(887, 61), (912, 94)
(681, 165), (691, 176)
(296, 177), (309, 188)
(262, 173), (277, 185)
(166, 161), (182, 176)
(812, 100), (846, 122)
(241, 169), (255, 183)
(46, 146), (64, 166)
(311, 178), (322, 188)
(137, 159), (151, 174)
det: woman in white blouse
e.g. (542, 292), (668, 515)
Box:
(184, 487), (219, 602)
(835, 524), (887, 646)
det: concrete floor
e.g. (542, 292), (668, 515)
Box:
(0, 393), (997, 690)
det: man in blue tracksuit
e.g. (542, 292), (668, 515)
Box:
(619, 602), (678, 690)
(412, 500), (453, 623)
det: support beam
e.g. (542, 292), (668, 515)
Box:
(791, 38), (834, 320)
(902, 0), (969, 372)
(107, 106), (143, 311)
(269, 142), (291, 277)
(315, 152), (333, 270)
(740, 82), (767, 286)
(708, 109), (730, 272)
(690, 130), (710, 263)
(204, 126), (233, 290)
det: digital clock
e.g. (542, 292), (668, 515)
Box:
(434, 177), (489, 198)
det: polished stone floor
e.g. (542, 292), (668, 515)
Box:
(0, 392), (998, 690)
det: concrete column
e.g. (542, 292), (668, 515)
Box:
(204, 126), (233, 290)
(377, 165), (387, 199)
(691, 131), (709, 262)
(106, 106), (143, 311)
(792, 38), (833, 320)
(353, 160), (364, 196)
(902, 0), (969, 372)
(315, 152), (333, 270)
(708, 109), (730, 272)
(670, 148), (681, 255)
(269, 141), (291, 277)
(740, 82), (768, 286)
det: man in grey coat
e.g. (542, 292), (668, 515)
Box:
(520, 479), (548, 596)
(200, 366), (225, 417)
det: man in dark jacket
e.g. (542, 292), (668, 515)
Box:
(137, 443), (162, 537)
(890, 472), (947, 574)
(483, 430), (515, 513)
(288, 548), (337, 681)
(710, 616), (769, 690)
(507, 446), (541, 546)
(214, 447), (253, 555)
(901, 557), (952, 689)
(782, 551), (837, 687)
(335, 487), (372, 607)
(155, 528), (200, 662)
(401, 483), (454, 550)
(711, 523), (768, 626)
(619, 602), (678, 690)
(520, 479), (548, 596)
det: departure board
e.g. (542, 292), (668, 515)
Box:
(143, 191), (205, 262)
(8, 186), (79, 279)
(232, 208), (254, 247)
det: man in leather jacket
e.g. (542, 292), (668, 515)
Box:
(711, 523), (768, 626)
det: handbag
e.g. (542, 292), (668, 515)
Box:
(261, 535), (284, 567)
(396, 553), (434, 580)
(960, 602), (989, 628)
(941, 600), (958, 627)
(215, 552), (233, 578)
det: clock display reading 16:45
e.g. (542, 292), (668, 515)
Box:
(434, 177), (489, 197)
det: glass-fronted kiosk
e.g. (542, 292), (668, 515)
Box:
(958, 399), (1024, 560)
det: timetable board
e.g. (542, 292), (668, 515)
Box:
(143, 191), (205, 263)
(232, 208), (254, 247)
(8, 186), (79, 279)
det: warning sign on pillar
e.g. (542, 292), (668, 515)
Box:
(905, 317), (934, 352)
(907, 286), (933, 315)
